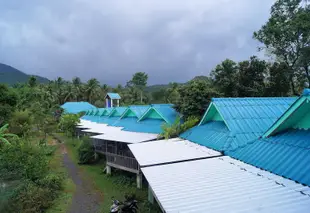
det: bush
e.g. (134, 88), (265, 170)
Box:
(0, 141), (63, 212)
(0, 143), (48, 181)
(160, 116), (199, 139)
(58, 114), (80, 136)
(38, 173), (63, 191)
(77, 137), (95, 164)
(3, 181), (54, 213)
(9, 110), (33, 137)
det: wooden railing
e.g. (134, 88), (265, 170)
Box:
(106, 153), (140, 173)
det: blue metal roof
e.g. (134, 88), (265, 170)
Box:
(152, 104), (179, 124)
(181, 98), (297, 151)
(112, 117), (138, 127)
(106, 93), (121, 99)
(122, 119), (165, 134)
(109, 107), (127, 117)
(211, 97), (297, 133)
(181, 121), (230, 152)
(227, 129), (310, 186)
(61, 102), (96, 114)
(129, 105), (151, 118)
(189, 97), (297, 152)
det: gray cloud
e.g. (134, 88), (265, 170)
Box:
(0, 0), (273, 85)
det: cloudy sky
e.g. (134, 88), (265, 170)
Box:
(0, 0), (274, 85)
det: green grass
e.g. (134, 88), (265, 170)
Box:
(46, 141), (76, 213)
(58, 134), (161, 213)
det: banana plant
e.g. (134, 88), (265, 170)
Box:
(0, 124), (18, 145)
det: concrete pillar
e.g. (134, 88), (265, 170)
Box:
(117, 99), (120, 107)
(148, 184), (154, 204)
(136, 173), (143, 189)
(94, 152), (99, 160)
(106, 165), (111, 175)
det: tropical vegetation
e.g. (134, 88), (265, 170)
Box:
(0, 0), (309, 212)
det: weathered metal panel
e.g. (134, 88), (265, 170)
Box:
(142, 156), (310, 213)
(129, 138), (222, 167)
(227, 129), (310, 186)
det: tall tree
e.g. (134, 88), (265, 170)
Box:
(266, 62), (291, 96)
(72, 77), (83, 101)
(175, 79), (220, 119)
(238, 56), (268, 97)
(85, 78), (100, 103)
(254, 0), (310, 94)
(127, 72), (148, 103)
(211, 59), (239, 97)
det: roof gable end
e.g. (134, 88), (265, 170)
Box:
(263, 94), (310, 137)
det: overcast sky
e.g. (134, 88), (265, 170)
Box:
(0, 0), (274, 85)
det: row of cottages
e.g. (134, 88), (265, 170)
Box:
(127, 90), (310, 212)
(72, 90), (310, 212)
(76, 104), (180, 188)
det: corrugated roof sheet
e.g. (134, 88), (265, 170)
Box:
(181, 121), (230, 152)
(227, 129), (310, 186)
(122, 119), (165, 134)
(129, 138), (222, 166)
(183, 97), (297, 152)
(106, 93), (121, 99)
(212, 97), (297, 133)
(142, 156), (310, 213)
(109, 107), (127, 117)
(152, 104), (179, 124)
(91, 131), (158, 143)
(61, 102), (96, 114)
(111, 117), (138, 127)
(126, 105), (150, 118)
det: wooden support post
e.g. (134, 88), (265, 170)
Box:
(136, 173), (143, 189)
(148, 184), (154, 204)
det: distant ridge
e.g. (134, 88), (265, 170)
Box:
(0, 63), (49, 85)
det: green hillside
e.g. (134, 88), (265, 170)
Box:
(0, 63), (49, 85)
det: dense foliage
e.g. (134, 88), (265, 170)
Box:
(58, 114), (80, 137)
(0, 142), (63, 213)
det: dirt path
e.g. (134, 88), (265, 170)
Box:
(60, 144), (102, 213)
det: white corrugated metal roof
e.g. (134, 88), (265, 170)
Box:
(91, 131), (158, 143)
(129, 139), (221, 167)
(82, 124), (123, 134)
(142, 156), (310, 213)
(76, 122), (106, 129)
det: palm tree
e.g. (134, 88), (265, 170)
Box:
(85, 78), (100, 103)
(0, 124), (18, 145)
(72, 77), (83, 101)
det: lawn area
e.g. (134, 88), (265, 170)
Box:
(57, 134), (161, 213)
(46, 137), (76, 213)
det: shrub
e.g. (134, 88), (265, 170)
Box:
(58, 114), (80, 136)
(0, 141), (64, 212)
(38, 173), (63, 191)
(160, 116), (199, 139)
(9, 110), (34, 137)
(77, 137), (95, 164)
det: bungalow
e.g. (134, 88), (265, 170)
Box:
(90, 104), (180, 188)
(181, 97), (297, 152)
(61, 101), (96, 114)
(227, 88), (310, 186)
(128, 94), (310, 212)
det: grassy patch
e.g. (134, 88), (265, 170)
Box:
(59, 134), (161, 213)
(47, 142), (76, 213)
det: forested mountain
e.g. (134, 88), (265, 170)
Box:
(0, 63), (49, 85)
